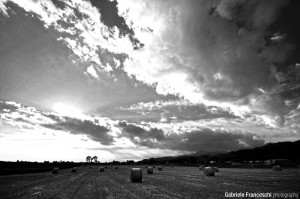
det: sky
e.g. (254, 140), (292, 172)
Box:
(0, 0), (299, 162)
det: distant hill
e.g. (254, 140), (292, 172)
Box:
(193, 151), (221, 156)
(139, 140), (300, 164)
(214, 140), (300, 161)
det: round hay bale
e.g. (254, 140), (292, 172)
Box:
(273, 165), (282, 171)
(147, 167), (154, 174)
(115, 166), (118, 169)
(52, 167), (59, 174)
(213, 167), (219, 172)
(203, 167), (214, 176)
(130, 168), (143, 182)
(158, 166), (162, 171)
(99, 167), (104, 172)
(72, 167), (77, 173)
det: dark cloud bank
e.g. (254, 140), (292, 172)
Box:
(118, 121), (264, 154)
(42, 115), (113, 145)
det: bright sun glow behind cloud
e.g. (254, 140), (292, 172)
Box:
(53, 102), (82, 117)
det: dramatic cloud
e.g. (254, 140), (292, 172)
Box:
(41, 116), (113, 145)
(165, 129), (265, 153)
(0, 0), (299, 161)
(0, 100), (265, 155)
(119, 121), (165, 141)
(117, 121), (264, 154)
(113, 99), (237, 123)
(0, 0), (165, 114)
(116, 0), (300, 129)
(0, 101), (115, 145)
(0, 0), (8, 16)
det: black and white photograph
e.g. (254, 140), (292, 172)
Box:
(0, 0), (299, 198)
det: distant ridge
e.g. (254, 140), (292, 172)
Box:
(214, 140), (300, 161)
(139, 140), (300, 164)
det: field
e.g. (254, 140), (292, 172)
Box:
(0, 166), (299, 199)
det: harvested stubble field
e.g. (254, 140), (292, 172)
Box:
(0, 166), (299, 199)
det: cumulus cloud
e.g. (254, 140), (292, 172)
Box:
(3, 97), (281, 151)
(0, 100), (289, 156)
(0, 101), (115, 145)
(1, 0), (299, 160)
(165, 129), (265, 153)
(117, 121), (265, 153)
(85, 65), (99, 79)
(41, 115), (113, 145)
(116, 0), (300, 129)
(2, 0), (299, 128)
(118, 121), (165, 141)
(0, 0), (167, 114)
(0, 0), (9, 17)
(0, 101), (19, 113)
(0, 101), (55, 129)
(3, 0), (298, 131)
(115, 99), (237, 123)
(2, 0), (135, 74)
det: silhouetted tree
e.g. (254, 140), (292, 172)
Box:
(86, 156), (91, 163)
(92, 156), (98, 163)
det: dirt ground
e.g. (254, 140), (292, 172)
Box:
(0, 166), (299, 199)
